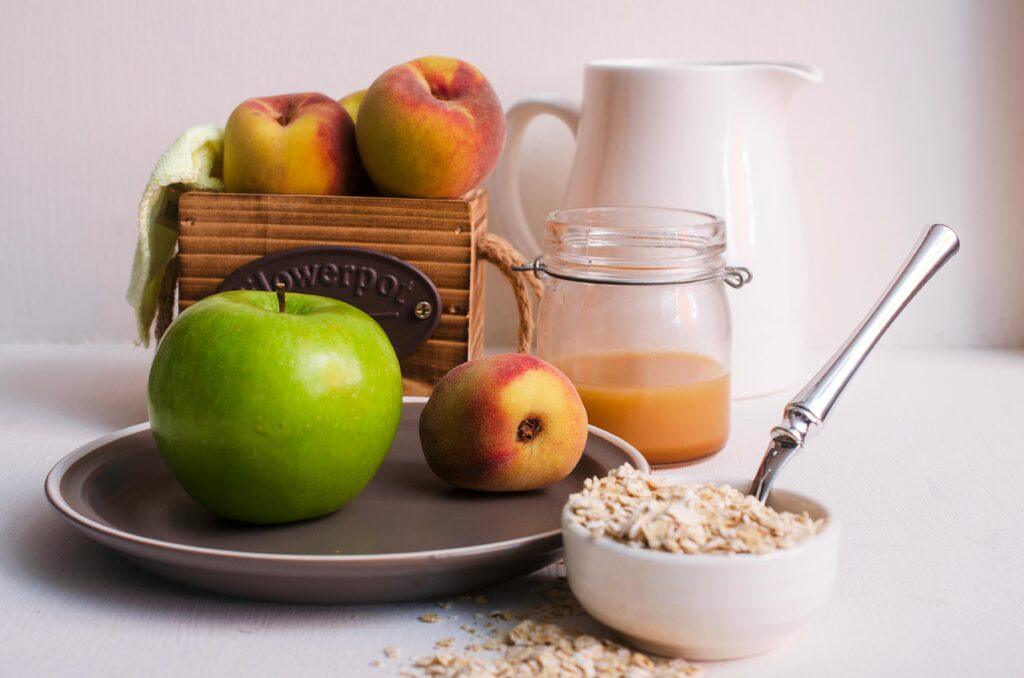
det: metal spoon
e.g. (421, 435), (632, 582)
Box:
(750, 224), (960, 502)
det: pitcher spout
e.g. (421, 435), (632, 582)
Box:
(741, 62), (823, 103)
(762, 62), (823, 84)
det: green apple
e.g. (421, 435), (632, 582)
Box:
(147, 289), (403, 524)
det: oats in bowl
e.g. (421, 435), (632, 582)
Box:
(566, 465), (824, 555)
(562, 466), (839, 659)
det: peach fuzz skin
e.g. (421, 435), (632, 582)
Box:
(223, 92), (358, 196)
(355, 56), (505, 199)
(419, 354), (589, 492)
(339, 89), (365, 122)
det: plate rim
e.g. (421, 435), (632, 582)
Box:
(44, 396), (649, 564)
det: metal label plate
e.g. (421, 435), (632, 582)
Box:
(216, 246), (441, 358)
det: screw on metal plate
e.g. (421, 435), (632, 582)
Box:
(414, 301), (433, 320)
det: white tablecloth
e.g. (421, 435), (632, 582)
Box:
(1, 344), (1022, 676)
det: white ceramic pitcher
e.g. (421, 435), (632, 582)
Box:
(491, 60), (822, 398)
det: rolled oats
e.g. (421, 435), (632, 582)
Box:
(408, 620), (701, 677)
(394, 576), (702, 676)
(567, 464), (824, 555)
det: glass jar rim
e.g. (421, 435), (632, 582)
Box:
(542, 206), (728, 285)
(548, 206), (723, 232)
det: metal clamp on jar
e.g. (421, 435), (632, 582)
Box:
(515, 207), (750, 466)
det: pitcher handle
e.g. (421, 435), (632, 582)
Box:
(490, 99), (580, 256)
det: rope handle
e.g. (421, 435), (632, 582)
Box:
(400, 234), (539, 395)
(475, 232), (543, 354)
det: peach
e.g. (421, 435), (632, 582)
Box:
(338, 88), (380, 195)
(419, 354), (588, 492)
(355, 56), (505, 198)
(223, 92), (358, 195)
(339, 89), (365, 122)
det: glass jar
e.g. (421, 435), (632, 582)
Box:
(532, 207), (749, 466)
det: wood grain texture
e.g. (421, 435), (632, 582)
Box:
(468, 193), (487, 360)
(399, 338), (479, 385)
(178, 237), (472, 262)
(177, 191), (487, 388)
(179, 223), (471, 247)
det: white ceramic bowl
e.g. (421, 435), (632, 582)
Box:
(561, 478), (840, 660)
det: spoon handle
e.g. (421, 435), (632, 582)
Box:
(751, 224), (959, 501)
(792, 223), (960, 423)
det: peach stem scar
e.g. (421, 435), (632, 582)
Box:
(517, 417), (542, 443)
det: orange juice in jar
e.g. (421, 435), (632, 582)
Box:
(555, 351), (729, 464)
(534, 207), (745, 466)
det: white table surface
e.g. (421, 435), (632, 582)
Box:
(1, 343), (1022, 677)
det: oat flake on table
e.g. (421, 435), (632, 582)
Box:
(397, 578), (701, 677)
(407, 619), (700, 677)
(567, 464), (824, 555)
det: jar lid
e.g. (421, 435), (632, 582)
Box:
(520, 206), (750, 287)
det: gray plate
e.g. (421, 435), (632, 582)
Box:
(45, 397), (647, 604)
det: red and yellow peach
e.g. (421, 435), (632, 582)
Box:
(418, 354), (588, 492)
(355, 56), (505, 199)
(223, 92), (359, 196)
(339, 89), (365, 123)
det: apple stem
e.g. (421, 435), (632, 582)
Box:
(517, 417), (543, 443)
(276, 282), (286, 313)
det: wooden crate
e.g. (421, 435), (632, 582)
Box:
(176, 191), (488, 386)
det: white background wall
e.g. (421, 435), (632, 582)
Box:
(1, 0), (1021, 348)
